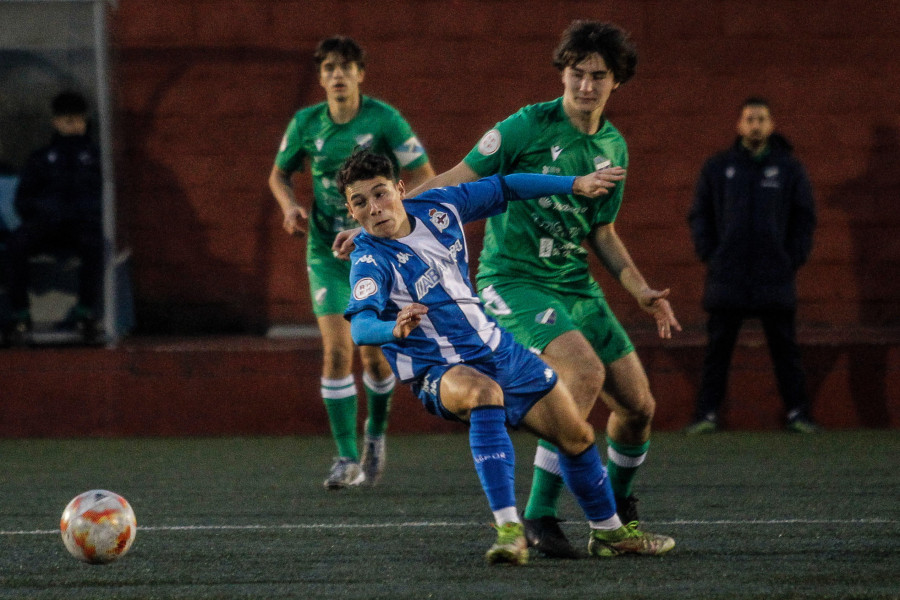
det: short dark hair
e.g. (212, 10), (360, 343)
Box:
(741, 96), (771, 111)
(51, 91), (88, 116)
(552, 20), (637, 84)
(337, 149), (395, 197)
(314, 36), (367, 70)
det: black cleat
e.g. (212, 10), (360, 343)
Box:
(523, 516), (582, 559)
(615, 494), (640, 524)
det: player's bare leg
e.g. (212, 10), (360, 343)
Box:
(521, 331), (604, 557)
(318, 314), (364, 489)
(358, 344), (395, 485)
(599, 351), (655, 521)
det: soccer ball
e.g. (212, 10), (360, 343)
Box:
(60, 490), (137, 564)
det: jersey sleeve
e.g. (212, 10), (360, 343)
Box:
(345, 239), (393, 320)
(380, 105), (429, 171)
(417, 175), (509, 224)
(274, 110), (308, 173)
(462, 107), (536, 177)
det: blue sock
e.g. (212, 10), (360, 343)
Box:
(558, 445), (617, 521)
(469, 406), (516, 512)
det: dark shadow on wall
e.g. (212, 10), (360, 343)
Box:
(805, 124), (900, 427)
(115, 47), (312, 334)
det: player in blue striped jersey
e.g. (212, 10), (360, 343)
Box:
(340, 150), (673, 564)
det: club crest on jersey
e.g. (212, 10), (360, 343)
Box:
(353, 277), (378, 300)
(594, 155), (612, 170)
(429, 208), (449, 232)
(355, 133), (374, 148)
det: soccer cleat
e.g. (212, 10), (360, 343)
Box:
(588, 522), (675, 557)
(323, 457), (365, 490)
(360, 430), (386, 486)
(684, 413), (718, 435)
(614, 494), (640, 524)
(485, 522), (529, 566)
(786, 414), (820, 434)
(523, 516), (581, 559)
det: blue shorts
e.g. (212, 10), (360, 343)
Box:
(410, 330), (558, 427)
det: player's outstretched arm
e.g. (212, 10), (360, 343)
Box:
(573, 166), (626, 197)
(589, 222), (682, 339)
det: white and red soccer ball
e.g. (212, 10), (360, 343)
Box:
(60, 490), (136, 564)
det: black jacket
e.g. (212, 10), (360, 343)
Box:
(688, 134), (816, 311)
(14, 132), (102, 224)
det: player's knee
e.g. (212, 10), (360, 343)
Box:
(321, 346), (353, 374)
(469, 380), (504, 409)
(557, 421), (595, 456)
(622, 393), (655, 429)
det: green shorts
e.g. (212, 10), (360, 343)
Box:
(306, 238), (351, 317)
(477, 280), (634, 365)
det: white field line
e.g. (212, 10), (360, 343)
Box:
(2, 518), (895, 537)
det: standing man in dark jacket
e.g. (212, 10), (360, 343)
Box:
(3, 91), (103, 345)
(686, 97), (817, 433)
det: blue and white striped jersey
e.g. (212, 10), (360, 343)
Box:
(345, 175), (511, 383)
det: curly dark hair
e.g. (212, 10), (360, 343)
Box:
(313, 36), (367, 70)
(337, 148), (395, 197)
(552, 20), (637, 84)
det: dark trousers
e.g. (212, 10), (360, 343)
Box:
(695, 309), (809, 419)
(3, 218), (104, 315)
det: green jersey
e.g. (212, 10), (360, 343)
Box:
(275, 95), (429, 251)
(465, 98), (627, 292)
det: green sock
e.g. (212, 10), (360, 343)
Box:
(523, 440), (565, 520)
(363, 373), (395, 437)
(322, 376), (358, 460)
(606, 436), (650, 498)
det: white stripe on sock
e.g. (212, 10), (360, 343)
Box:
(534, 445), (562, 476)
(321, 376), (357, 399)
(363, 372), (396, 394)
(607, 446), (647, 468)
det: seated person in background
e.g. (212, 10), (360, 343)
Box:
(340, 149), (674, 564)
(3, 91), (103, 345)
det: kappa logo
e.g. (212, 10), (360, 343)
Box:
(355, 254), (376, 265)
(396, 252), (412, 264)
(544, 368), (554, 382)
(551, 145), (563, 161)
(429, 208), (449, 232)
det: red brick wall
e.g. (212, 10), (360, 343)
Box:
(109, 0), (900, 333)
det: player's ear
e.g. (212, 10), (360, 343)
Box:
(357, 68), (365, 84)
(396, 179), (406, 197)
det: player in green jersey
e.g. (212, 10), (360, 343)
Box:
(382, 20), (680, 557)
(269, 36), (434, 490)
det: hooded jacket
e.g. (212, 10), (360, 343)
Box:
(688, 134), (816, 311)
